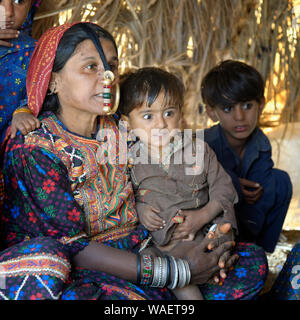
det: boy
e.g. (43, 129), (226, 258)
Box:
(119, 67), (238, 299)
(202, 59), (292, 253)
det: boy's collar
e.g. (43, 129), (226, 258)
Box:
(217, 123), (271, 153)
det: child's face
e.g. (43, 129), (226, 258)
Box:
(0, 0), (32, 30)
(123, 90), (182, 149)
(206, 99), (264, 146)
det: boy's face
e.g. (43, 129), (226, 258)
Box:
(122, 90), (182, 149)
(0, 0), (33, 30)
(206, 99), (264, 146)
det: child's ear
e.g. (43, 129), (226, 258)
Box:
(258, 97), (265, 115)
(120, 114), (131, 130)
(205, 105), (219, 122)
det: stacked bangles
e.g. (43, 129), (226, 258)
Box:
(137, 254), (191, 289)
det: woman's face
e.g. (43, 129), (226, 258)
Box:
(53, 38), (119, 117)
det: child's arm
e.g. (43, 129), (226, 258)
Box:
(135, 202), (166, 232)
(0, 29), (20, 47)
(10, 106), (41, 138)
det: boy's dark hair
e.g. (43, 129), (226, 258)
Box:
(119, 67), (184, 116)
(201, 60), (265, 108)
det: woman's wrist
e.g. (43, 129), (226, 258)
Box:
(136, 253), (191, 289)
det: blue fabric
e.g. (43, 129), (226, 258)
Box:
(204, 124), (292, 252)
(0, 34), (36, 144)
(0, 2), (39, 144)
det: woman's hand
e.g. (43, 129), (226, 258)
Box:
(206, 223), (238, 282)
(0, 28), (20, 47)
(168, 235), (237, 285)
(137, 203), (165, 232)
(10, 111), (41, 138)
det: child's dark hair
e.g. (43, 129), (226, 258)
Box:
(41, 23), (117, 115)
(201, 60), (265, 109)
(119, 67), (184, 116)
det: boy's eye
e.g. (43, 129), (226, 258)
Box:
(13, 0), (26, 4)
(223, 106), (232, 113)
(242, 102), (253, 110)
(164, 110), (174, 118)
(142, 114), (152, 120)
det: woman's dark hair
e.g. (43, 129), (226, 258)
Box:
(119, 67), (184, 116)
(41, 23), (117, 115)
(201, 60), (265, 108)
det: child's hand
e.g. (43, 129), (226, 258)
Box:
(10, 112), (40, 138)
(0, 29), (20, 47)
(171, 209), (204, 242)
(138, 204), (165, 232)
(239, 178), (263, 204)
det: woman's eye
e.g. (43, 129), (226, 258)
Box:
(143, 114), (152, 120)
(109, 63), (117, 71)
(86, 64), (97, 71)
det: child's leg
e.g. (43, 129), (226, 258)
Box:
(173, 285), (204, 300)
(256, 169), (292, 253)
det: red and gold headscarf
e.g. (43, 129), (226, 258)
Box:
(26, 22), (79, 117)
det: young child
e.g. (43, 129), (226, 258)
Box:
(202, 59), (293, 253)
(0, 0), (41, 145)
(0, 0), (40, 250)
(119, 67), (238, 300)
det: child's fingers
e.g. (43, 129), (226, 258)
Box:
(239, 178), (260, 188)
(10, 124), (17, 139)
(0, 29), (20, 38)
(0, 39), (13, 47)
(35, 118), (41, 128)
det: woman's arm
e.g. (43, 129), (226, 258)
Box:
(73, 234), (237, 286)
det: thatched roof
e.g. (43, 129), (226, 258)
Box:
(33, 0), (300, 132)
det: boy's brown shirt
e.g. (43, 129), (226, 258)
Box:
(129, 134), (238, 246)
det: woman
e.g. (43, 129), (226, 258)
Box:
(0, 22), (267, 300)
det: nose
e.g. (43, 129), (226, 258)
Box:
(2, 0), (14, 20)
(155, 115), (167, 129)
(232, 105), (245, 121)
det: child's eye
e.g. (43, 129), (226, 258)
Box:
(222, 106), (232, 113)
(164, 110), (174, 118)
(242, 102), (253, 110)
(142, 114), (152, 120)
(13, 0), (26, 4)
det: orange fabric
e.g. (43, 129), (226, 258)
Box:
(26, 23), (77, 116)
